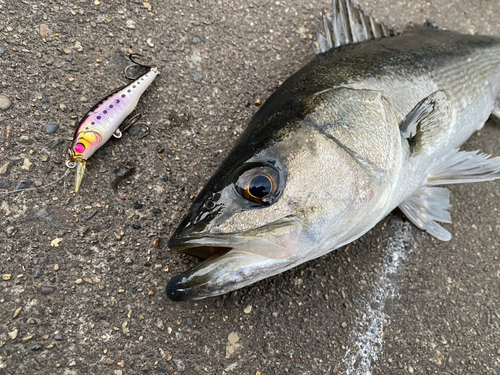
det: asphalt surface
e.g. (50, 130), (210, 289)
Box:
(1, 0), (500, 374)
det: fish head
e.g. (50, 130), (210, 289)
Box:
(167, 87), (401, 301)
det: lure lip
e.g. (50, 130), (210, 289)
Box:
(74, 159), (87, 192)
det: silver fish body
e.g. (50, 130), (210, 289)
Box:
(166, 19), (500, 300)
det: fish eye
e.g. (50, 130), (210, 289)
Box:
(235, 166), (279, 204)
(204, 199), (215, 210)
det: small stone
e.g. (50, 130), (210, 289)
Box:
(13, 306), (22, 318)
(161, 175), (168, 182)
(75, 279), (82, 284)
(54, 332), (63, 341)
(68, 360), (76, 367)
(34, 267), (42, 278)
(197, 33), (206, 42)
(127, 124), (141, 135)
(67, 55), (73, 62)
(126, 19), (136, 29)
(16, 180), (32, 190)
(59, 103), (66, 111)
(341, 322), (347, 328)
(132, 222), (141, 229)
(22, 158), (32, 171)
(44, 124), (59, 134)
(9, 329), (18, 340)
(3, 274), (11, 280)
(6, 227), (14, 236)
(254, 99), (261, 106)
(142, 364), (150, 372)
(192, 37), (200, 45)
(152, 207), (161, 215)
(105, 358), (114, 366)
(75, 41), (83, 52)
(191, 70), (203, 82)
(40, 286), (55, 295)
(115, 371), (123, 375)
(134, 200), (144, 209)
(0, 179), (11, 188)
(0, 95), (12, 110)
(146, 38), (154, 47)
(51, 238), (63, 247)
(39, 24), (51, 37)
(63, 48), (71, 55)
(31, 344), (42, 351)
(173, 359), (185, 372)
(0, 46), (5, 55)
(244, 305), (252, 314)
(0, 162), (12, 175)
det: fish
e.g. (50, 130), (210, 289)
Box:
(69, 61), (159, 192)
(166, 0), (500, 301)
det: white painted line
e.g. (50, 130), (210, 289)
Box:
(344, 219), (412, 375)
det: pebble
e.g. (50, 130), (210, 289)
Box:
(132, 222), (141, 229)
(128, 124), (141, 135)
(67, 56), (73, 62)
(161, 175), (168, 182)
(126, 19), (136, 29)
(197, 33), (206, 42)
(142, 364), (150, 372)
(341, 322), (347, 328)
(0, 46), (5, 55)
(68, 360), (76, 367)
(40, 286), (56, 295)
(54, 332), (63, 341)
(44, 124), (59, 134)
(0, 95), (12, 110)
(191, 70), (203, 82)
(146, 38), (154, 47)
(31, 344), (42, 351)
(173, 359), (185, 372)
(105, 358), (114, 366)
(0, 161), (11, 175)
(13, 306), (22, 318)
(0, 179), (11, 188)
(244, 305), (252, 314)
(134, 200), (144, 209)
(9, 329), (18, 340)
(75, 41), (83, 52)
(34, 267), (42, 278)
(16, 180), (32, 190)
(152, 207), (161, 215)
(6, 227), (14, 235)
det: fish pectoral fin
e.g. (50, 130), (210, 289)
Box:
(400, 90), (452, 157)
(427, 149), (500, 185)
(399, 186), (452, 241)
(401, 149), (500, 241)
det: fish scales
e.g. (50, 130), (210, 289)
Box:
(165, 1), (500, 301)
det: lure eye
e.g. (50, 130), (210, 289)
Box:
(74, 143), (85, 153)
(235, 166), (279, 204)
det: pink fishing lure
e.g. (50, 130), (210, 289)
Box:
(69, 65), (159, 192)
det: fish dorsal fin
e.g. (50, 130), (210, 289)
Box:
(314, 0), (398, 54)
(400, 90), (452, 157)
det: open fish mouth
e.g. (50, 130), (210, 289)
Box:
(166, 217), (303, 301)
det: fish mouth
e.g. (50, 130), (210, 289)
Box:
(166, 217), (302, 301)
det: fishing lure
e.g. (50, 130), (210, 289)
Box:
(67, 56), (159, 192)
